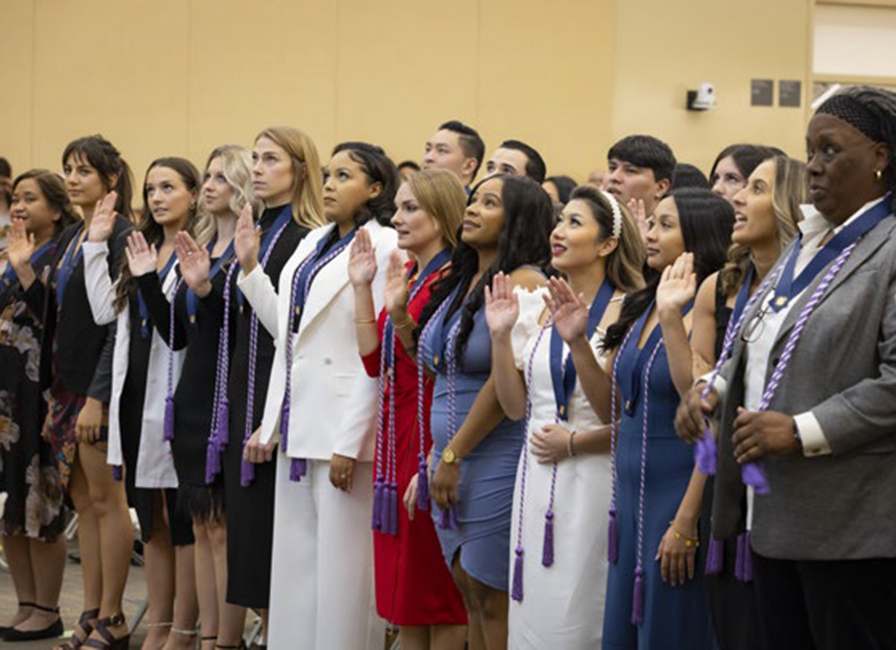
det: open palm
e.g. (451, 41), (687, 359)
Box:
(124, 232), (158, 277)
(544, 276), (588, 342)
(234, 204), (259, 271)
(175, 232), (211, 292)
(6, 219), (35, 272)
(88, 192), (118, 243)
(485, 272), (519, 337)
(349, 228), (377, 287)
(656, 252), (697, 314)
(383, 252), (410, 317)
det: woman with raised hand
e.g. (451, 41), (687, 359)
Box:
(350, 168), (468, 650)
(677, 86), (896, 650)
(0, 171), (76, 643)
(682, 155), (805, 650)
(13, 135), (135, 649)
(485, 185), (643, 647)
(415, 174), (552, 650)
(238, 141), (399, 649)
(84, 157), (204, 650)
(175, 134), (320, 648)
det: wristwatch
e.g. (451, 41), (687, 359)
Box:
(442, 446), (462, 464)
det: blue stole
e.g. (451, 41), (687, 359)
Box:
(186, 239), (234, 328)
(617, 299), (694, 417)
(289, 226), (357, 333)
(549, 278), (615, 420)
(770, 197), (891, 312)
(1, 240), (55, 307)
(138, 252), (178, 337)
(730, 264), (754, 326)
(382, 249), (451, 369)
(55, 226), (86, 307)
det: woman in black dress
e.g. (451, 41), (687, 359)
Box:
(13, 135), (135, 649)
(85, 157), (204, 648)
(1, 170), (76, 642)
(176, 130), (324, 648)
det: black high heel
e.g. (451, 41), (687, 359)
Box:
(3, 602), (64, 642)
(55, 608), (100, 650)
(83, 613), (130, 649)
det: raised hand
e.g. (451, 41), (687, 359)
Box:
(656, 252), (697, 316)
(87, 192), (118, 242)
(544, 276), (588, 343)
(627, 197), (649, 241)
(234, 203), (260, 273)
(6, 218), (35, 272)
(383, 252), (410, 319)
(348, 227), (377, 288)
(175, 232), (212, 296)
(485, 271), (519, 338)
(124, 232), (158, 277)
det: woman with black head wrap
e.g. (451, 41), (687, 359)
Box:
(676, 86), (896, 650)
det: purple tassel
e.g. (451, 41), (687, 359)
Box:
(205, 439), (222, 484)
(705, 536), (723, 576)
(695, 430), (717, 476)
(631, 567), (645, 626)
(511, 546), (524, 602)
(288, 458), (305, 482)
(607, 509), (618, 564)
(542, 510), (555, 567)
(387, 484), (399, 535)
(240, 457), (255, 487)
(279, 402), (290, 452)
(215, 399), (229, 446)
(735, 532), (753, 582)
(735, 532), (746, 581)
(416, 456), (430, 512)
(372, 478), (384, 531)
(112, 465), (123, 482)
(742, 535), (753, 582)
(379, 484), (393, 533)
(741, 461), (770, 495)
(449, 506), (459, 530)
(163, 395), (175, 442)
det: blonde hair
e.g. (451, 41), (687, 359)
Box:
(195, 144), (258, 247)
(720, 155), (806, 296)
(405, 169), (466, 248)
(255, 126), (325, 230)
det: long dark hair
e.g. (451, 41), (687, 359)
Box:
(416, 174), (553, 359)
(331, 142), (398, 227)
(603, 188), (734, 350)
(11, 169), (79, 233)
(62, 135), (134, 219)
(113, 157), (201, 312)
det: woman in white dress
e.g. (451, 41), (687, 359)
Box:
(485, 185), (644, 648)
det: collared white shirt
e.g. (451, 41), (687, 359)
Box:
(713, 196), (887, 457)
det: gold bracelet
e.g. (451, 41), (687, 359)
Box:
(354, 318), (377, 325)
(393, 313), (417, 330)
(669, 521), (700, 548)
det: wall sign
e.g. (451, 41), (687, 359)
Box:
(779, 80), (802, 107)
(751, 79), (774, 106)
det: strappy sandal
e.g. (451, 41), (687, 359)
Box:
(200, 635), (218, 647)
(55, 608), (99, 650)
(215, 642), (247, 649)
(83, 613), (129, 650)
(3, 602), (64, 642)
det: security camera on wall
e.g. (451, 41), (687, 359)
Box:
(687, 83), (715, 111)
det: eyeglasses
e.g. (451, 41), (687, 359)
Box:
(740, 304), (771, 344)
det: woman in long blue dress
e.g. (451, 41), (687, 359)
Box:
(416, 174), (552, 649)
(548, 188), (733, 649)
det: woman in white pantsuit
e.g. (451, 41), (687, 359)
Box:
(238, 142), (400, 649)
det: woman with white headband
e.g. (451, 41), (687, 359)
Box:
(486, 185), (643, 646)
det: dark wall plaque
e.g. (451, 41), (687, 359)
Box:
(779, 80), (802, 108)
(751, 79), (774, 107)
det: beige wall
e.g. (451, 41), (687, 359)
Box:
(2, 0), (813, 189)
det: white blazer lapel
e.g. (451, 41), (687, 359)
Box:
(296, 224), (353, 339)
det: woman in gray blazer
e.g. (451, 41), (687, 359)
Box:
(676, 86), (896, 650)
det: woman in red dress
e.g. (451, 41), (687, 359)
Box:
(350, 168), (468, 649)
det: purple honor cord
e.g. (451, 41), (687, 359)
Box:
(163, 277), (184, 442)
(439, 317), (463, 531)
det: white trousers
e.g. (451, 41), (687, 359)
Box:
(267, 457), (385, 650)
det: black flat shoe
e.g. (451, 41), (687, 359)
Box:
(0, 602), (35, 637)
(4, 603), (64, 642)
